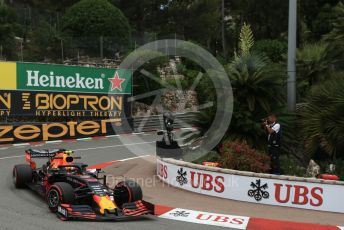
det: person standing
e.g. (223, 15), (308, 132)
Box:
(263, 114), (282, 175)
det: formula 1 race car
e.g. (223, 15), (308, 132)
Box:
(12, 149), (153, 221)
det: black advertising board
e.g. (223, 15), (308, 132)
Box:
(0, 90), (131, 118)
(0, 118), (133, 144)
(0, 62), (134, 144)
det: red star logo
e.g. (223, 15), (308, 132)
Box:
(108, 72), (125, 91)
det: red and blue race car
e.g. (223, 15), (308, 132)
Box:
(13, 149), (153, 221)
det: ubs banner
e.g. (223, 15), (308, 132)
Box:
(157, 159), (344, 213)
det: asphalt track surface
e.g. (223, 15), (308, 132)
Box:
(105, 155), (344, 228)
(0, 132), (228, 230)
(0, 132), (343, 230)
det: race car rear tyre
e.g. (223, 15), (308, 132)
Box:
(47, 182), (75, 212)
(113, 180), (143, 208)
(13, 165), (33, 189)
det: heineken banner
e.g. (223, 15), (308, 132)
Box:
(0, 90), (130, 118)
(0, 61), (132, 94)
(0, 118), (132, 144)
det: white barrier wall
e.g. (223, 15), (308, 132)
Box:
(157, 158), (344, 213)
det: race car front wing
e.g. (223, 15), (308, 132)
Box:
(57, 200), (154, 221)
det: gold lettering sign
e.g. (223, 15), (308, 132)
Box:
(0, 119), (124, 143)
(0, 125), (14, 142)
(76, 121), (100, 135)
(35, 93), (122, 111)
(13, 125), (40, 140)
(42, 123), (69, 141)
(0, 93), (11, 109)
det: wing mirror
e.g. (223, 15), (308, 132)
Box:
(66, 156), (74, 163)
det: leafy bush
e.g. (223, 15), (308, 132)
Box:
(219, 140), (271, 173)
(226, 24), (286, 149)
(325, 2), (344, 51)
(192, 151), (222, 165)
(300, 74), (344, 159)
(296, 42), (333, 100)
(254, 39), (287, 62)
(0, 4), (19, 60)
(62, 0), (130, 45)
(24, 21), (62, 62)
(280, 155), (306, 177)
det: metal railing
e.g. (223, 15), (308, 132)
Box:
(133, 112), (197, 132)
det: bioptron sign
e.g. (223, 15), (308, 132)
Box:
(0, 90), (126, 118)
(0, 62), (132, 117)
(0, 61), (133, 143)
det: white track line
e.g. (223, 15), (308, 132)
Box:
(0, 132), (152, 149)
(105, 135), (120, 138)
(0, 154), (150, 163)
(73, 141), (155, 151)
(0, 141), (156, 160)
(0, 155), (25, 160)
(119, 155), (151, 162)
(45, 140), (63, 144)
(180, 127), (197, 130)
(76, 137), (92, 141)
(13, 143), (30, 147)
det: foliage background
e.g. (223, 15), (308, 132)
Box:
(1, 0), (344, 177)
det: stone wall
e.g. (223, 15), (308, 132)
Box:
(132, 90), (198, 117)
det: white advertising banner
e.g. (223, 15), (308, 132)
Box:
(158, 208), (249, 229)
(157, 159), (344, 213)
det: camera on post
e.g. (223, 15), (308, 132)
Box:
(163, 112), (174, 132)
(157, 112), (175, 144)
(156, 112), (182, 159)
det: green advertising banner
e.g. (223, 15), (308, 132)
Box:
(0, 62), (132, 94)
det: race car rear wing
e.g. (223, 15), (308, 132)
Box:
(25, 149), (66, 169)
(26, 149), (66, 158)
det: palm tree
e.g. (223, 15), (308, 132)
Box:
(180, 108), (215, 149)
(229, 23), (285, 112)
(324, 2), (344, 47)
(226, 23), (285, 147)
(296, 42), (334, 100)
(300, 74), (344, 159)
(228, 54), (285, 113)
(324, 2), (344, 71)
(182, 23), (286, 149)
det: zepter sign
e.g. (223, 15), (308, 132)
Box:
(0, 62), (134, 144)
(0, 118), (129, 144)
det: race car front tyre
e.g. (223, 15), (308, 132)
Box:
(47, 182), (75, 212)
(13, 165), (33, 189)
(113, 180), (143, 208)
